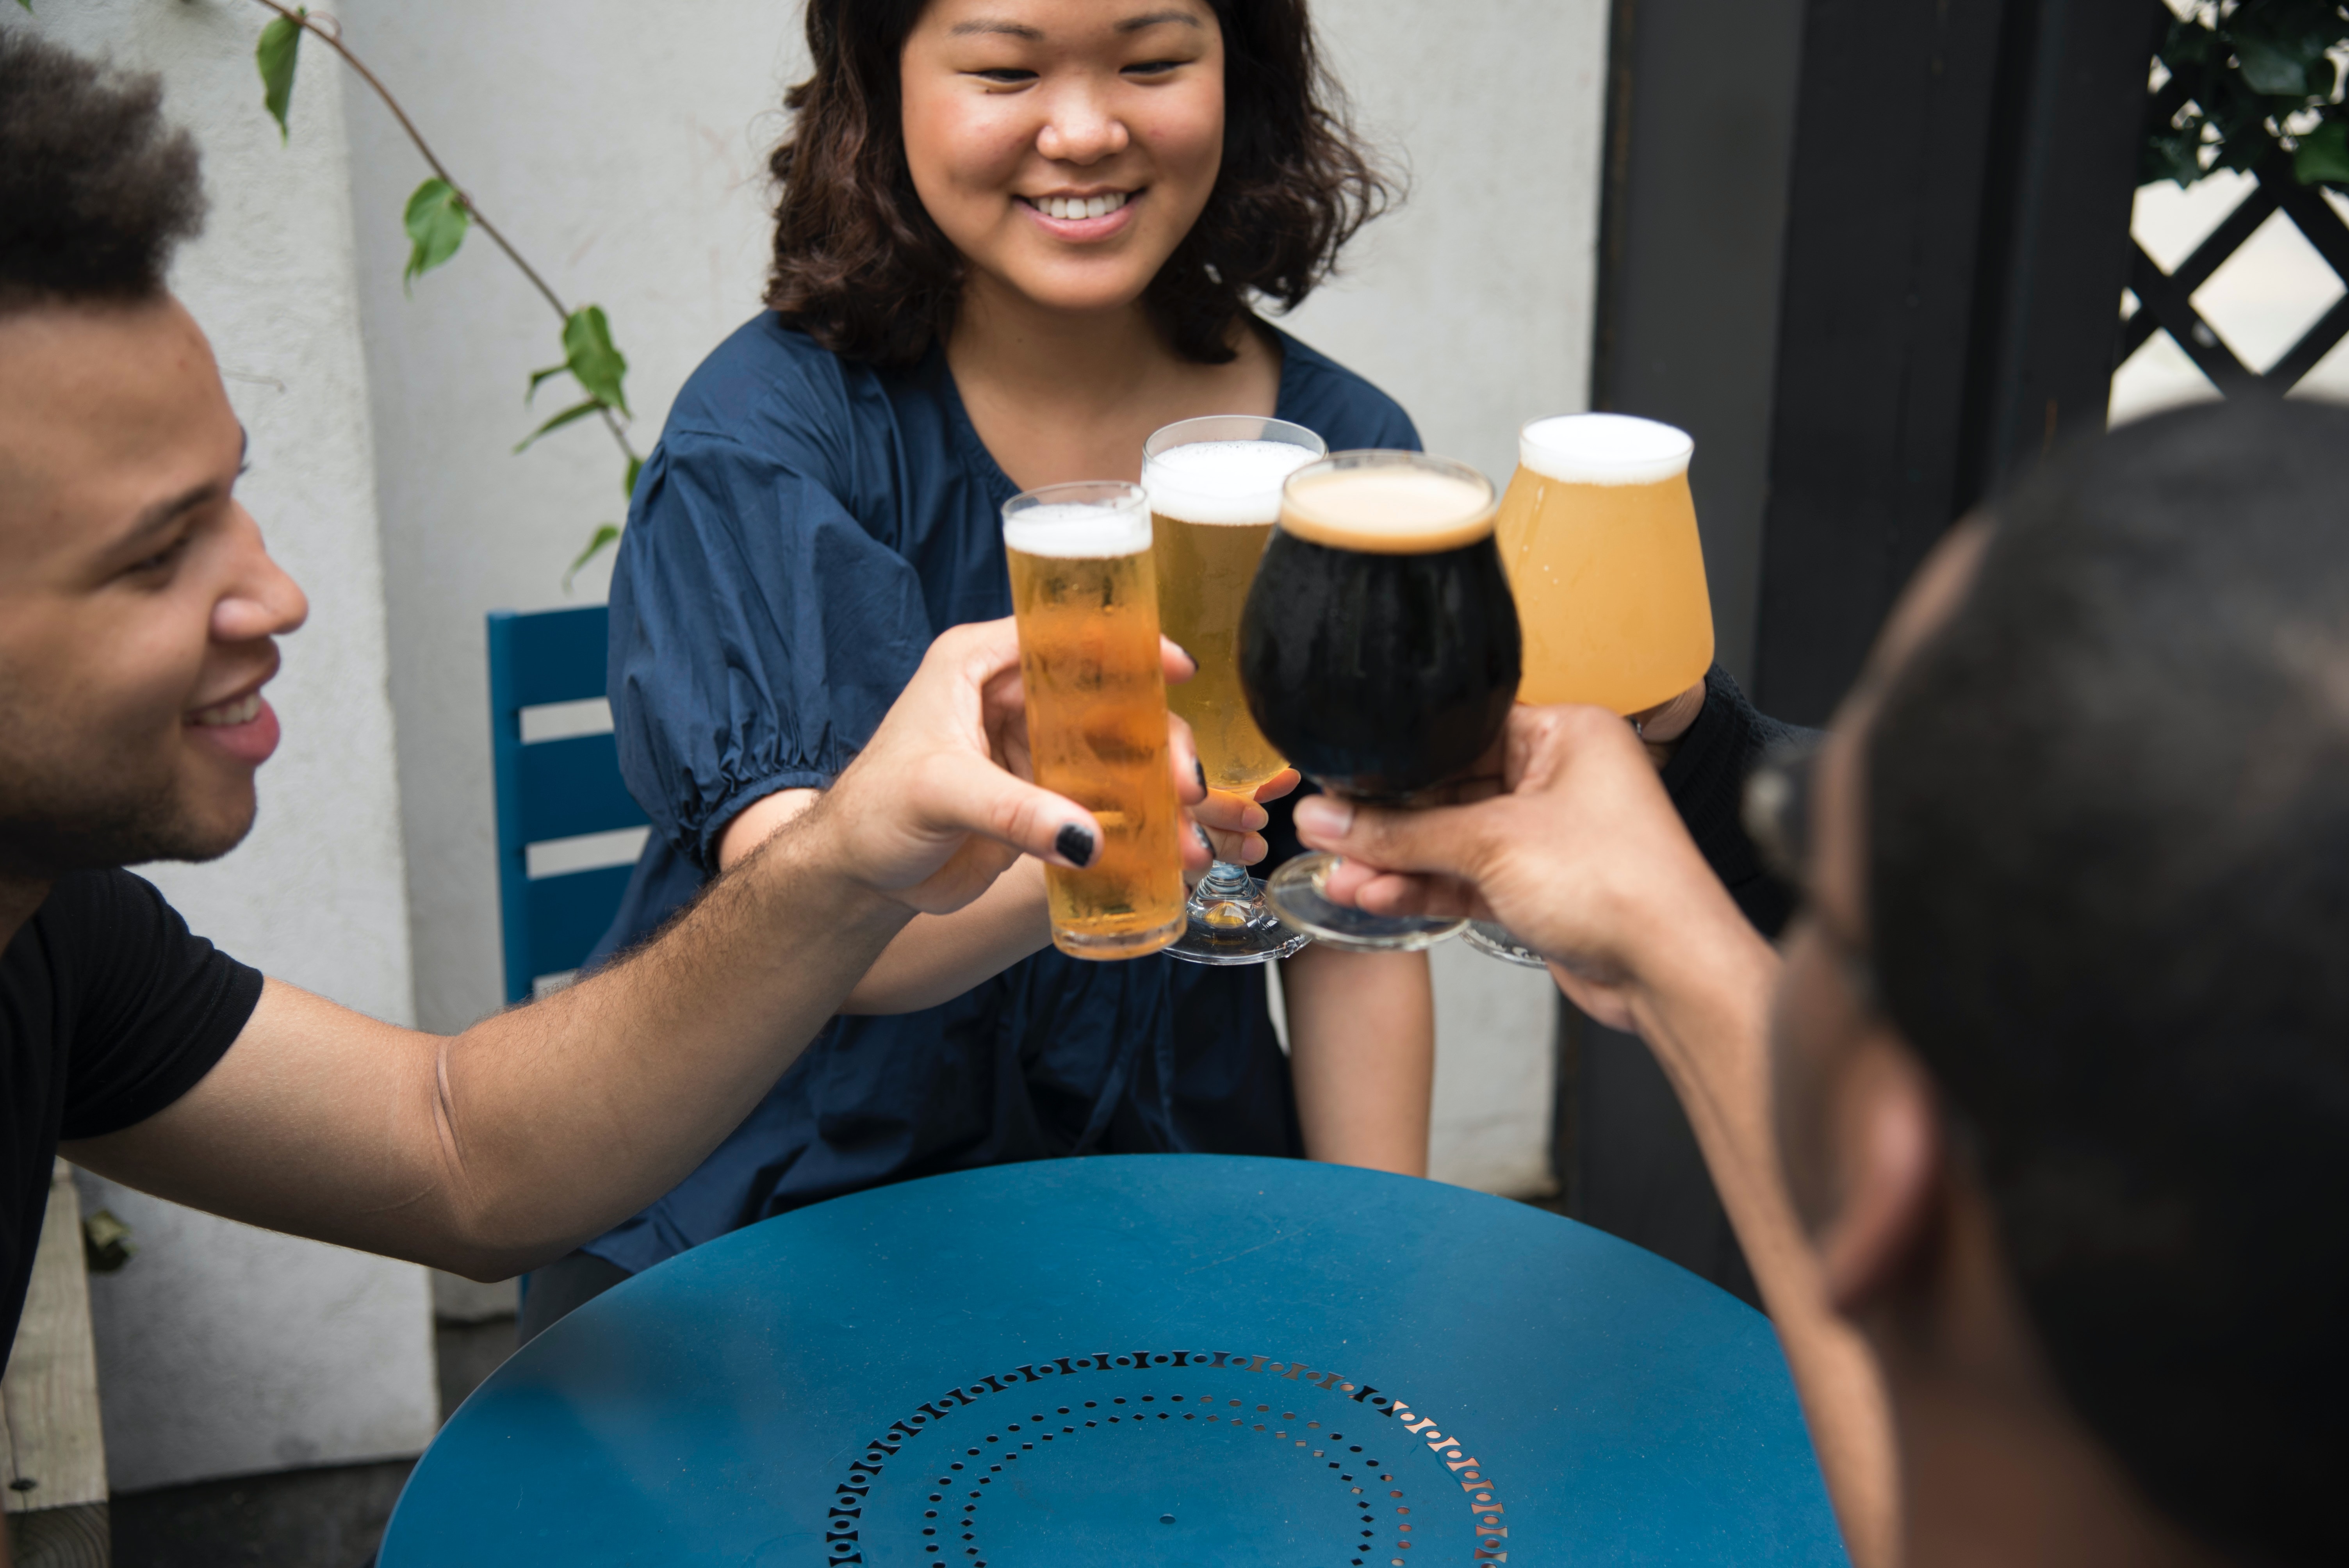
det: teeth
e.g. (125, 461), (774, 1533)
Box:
(1040, 192), (1126, 221)
(193, 693), (261, 727)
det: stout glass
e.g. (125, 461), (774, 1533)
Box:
(1144, 415), (1326, 965)
(1238, 451), (1520, 950)
(1003, 482), (1187, 960)
(1470, 414), (1715, 966)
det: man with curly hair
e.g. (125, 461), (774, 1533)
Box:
(0, 27), (1219, 1420)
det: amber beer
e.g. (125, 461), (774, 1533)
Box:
(1144, 421), (1324, 792)
(1003, 483), (1186, 960)
(1493, 413), (1714, 714)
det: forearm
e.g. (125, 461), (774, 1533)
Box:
(840, 859), (1052, 1014)
(74, 798), (913, 1281)
(1624, 928), (1901, 1568)
(1283, 946), (1433, 1176)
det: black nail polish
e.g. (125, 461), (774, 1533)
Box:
(1193, 757), (1208, 793)
(1055, 823), (1097, 868)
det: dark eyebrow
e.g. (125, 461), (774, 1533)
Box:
(1114, 10), (1203, 32)
(947, 11), (1202, 39)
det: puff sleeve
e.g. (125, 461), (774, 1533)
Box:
(606, 428), (932, 871)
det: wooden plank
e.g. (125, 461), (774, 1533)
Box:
(3, 1163), (109, 1516)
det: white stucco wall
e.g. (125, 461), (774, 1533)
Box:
(9, 0), (435, 1494)
(342, 0), (1608, 1199)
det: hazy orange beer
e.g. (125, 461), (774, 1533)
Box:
(1493, 413), (1714, 715)
(1002, 482), (1186, 960)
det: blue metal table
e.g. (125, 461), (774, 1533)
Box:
(381, 1155), (1845, 1565)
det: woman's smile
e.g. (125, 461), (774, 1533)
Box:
(1017, 187), (1142, 239)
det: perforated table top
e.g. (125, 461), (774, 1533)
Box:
(380, 1155), (1846, 1566)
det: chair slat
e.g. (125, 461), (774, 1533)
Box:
(525, 864), (639, 983)
(491, 605), (612, 709)
(516, 734), (647, 843)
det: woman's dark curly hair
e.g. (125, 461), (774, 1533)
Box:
(765, 0), (1392, 367)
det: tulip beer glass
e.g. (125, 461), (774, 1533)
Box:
(1144, 415), (1326, 964)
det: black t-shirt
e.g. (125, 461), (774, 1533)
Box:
(3, 870), (262, 1351)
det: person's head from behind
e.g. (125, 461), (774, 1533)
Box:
(1779, 397), (2349, 1562)
(765, 0), (1387, 364)
(0, 30), (307, 883)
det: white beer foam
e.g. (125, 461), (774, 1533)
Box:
(1144, 439), (1319, 525)
(1520, 413), (1693, 486)
(1003, 501), (1152, 558)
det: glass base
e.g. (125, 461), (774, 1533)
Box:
(1463, 921), (1549, 968)
(1162, 866), (1314, 966)
(1264, 853), (1467, 952)
(1051, 912), (1184, 961)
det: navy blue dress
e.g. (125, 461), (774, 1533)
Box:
(581, 314), (1419, 1276)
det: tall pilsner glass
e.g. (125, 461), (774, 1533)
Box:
(1238, 451), (1521, 951)
(1467, 413), (1716, 966)
(1144, 415), (1326, 965)
(1003, 483), (1187, 960)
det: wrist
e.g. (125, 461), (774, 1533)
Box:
(749, 790), (913, 938)
(1620, 874), (1777, 1076)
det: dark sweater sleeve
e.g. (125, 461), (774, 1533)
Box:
(1657, 666), (1813, 940)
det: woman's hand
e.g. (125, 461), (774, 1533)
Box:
(1190, 768), (1299, 867)
(1630, 678), (1707, 770)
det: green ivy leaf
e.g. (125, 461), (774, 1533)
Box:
(401, 178), (470, 294)
(525, 363), (570, 404)
(14, 1), (33, 14)
(257, 9), (305, 143)
(2297, 121), (2349, 187)
(623, 454), (643, 500)
(513, 398), (603, 454)
(564, 525), (622, 591)
(561, 306), (630, 417)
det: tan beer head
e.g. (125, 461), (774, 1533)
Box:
(1280, 451), (1498, 554)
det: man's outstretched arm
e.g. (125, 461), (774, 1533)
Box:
(1293, 706), (1900, 1568)
(62, 620), (1209, 1281)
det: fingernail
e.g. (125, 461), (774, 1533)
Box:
(1056, 823), (1097, 868)
(1294, 796), (1351, 836)
(1195, 822), (1215, 857)
(1173, 642), (1197, 675)
(1194, 757), (1208, 794)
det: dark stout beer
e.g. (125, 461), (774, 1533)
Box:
(1239, 452), (1520, 802)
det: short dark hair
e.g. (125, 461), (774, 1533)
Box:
(0, 28), (206, 312)
(1868, 398), (2349, 1564)
(764, 0), (1391, 368)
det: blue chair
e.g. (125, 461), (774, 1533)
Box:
(486, 606), (648, 1004)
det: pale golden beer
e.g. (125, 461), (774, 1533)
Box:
(1493, 414), (1715, 715)
(1143, 422), (1324, 793)
(1003, 484), (1186, 960)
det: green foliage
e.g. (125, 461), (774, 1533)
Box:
(2148, 2), (2349, 190)
(516, 306), (632, 453)
(401, 177), (470, 292)
(14, 1), (32, 14)
(624, 454), (643, 500)
(565, 524), (623, 590)
(256, 7), (305, 143)
(561, 306), (630, 416)
(231, 0), (638, 585)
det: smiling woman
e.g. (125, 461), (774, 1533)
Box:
(767, 0), (1386, 367)
(544, 0), (1436, 1341)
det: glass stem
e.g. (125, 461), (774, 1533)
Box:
(1198, 859), (1253, 899)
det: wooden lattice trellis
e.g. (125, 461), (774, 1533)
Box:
(2122, 7), (2349, 393)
